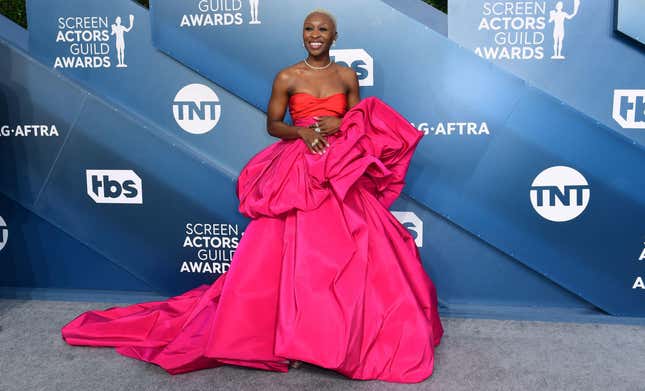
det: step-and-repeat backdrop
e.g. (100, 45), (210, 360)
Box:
(0, 0), (643, 316)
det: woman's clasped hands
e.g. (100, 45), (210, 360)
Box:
(298, 115), (342, 155)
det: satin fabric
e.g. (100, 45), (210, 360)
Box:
(61, 94), (444, 383)
(288, 92), (347, 120)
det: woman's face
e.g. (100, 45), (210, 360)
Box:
(302, 13), (337, 57)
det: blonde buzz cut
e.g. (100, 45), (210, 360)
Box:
(306, 8), (337, 30)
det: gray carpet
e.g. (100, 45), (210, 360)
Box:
(1, 299), (644, 391)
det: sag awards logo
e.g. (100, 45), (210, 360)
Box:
(0, 125), (59, 137)
(86, 169), (143, 204)
(613, 90), (645, 129)
(529, 166), (590, 222)
(180, 223), (242, 273)
(180, 0), (261, 27)
(55, 15), (134, 69)
(476, 0), (580, 60)
(0, 216), (7, 252)
(411, 121), (491, 136)
(173, 84), (222, 134)
(391, 211), (423, 247)
(330, 49), (373, 87)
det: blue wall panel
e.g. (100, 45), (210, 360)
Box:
(33, 94), (249, 295)
(146, 0), (645, 315)
(0, 14), (27, 50)
(617, 0), (645, 46)
(0, 36), (250, 295)
(1, 0), (641, 318)
(0, 185), (152, 291)
(392, 194), (592, 309)
(449, 0), (645, 145)
(0, 39), (85, 206)
(26, 0), (275, 175)
(381, 0), (447, 35)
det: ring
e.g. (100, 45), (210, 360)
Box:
(311, 139), (320, 147)
(314, 126), (321, 133)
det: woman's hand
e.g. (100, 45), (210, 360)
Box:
(311, 116), (342, 136)
(297, 127), (329, 155)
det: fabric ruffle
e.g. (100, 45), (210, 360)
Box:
(237, 96), (424, 218)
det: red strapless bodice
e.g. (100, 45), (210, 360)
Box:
(289, 92), (347, 127)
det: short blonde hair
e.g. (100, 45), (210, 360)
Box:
(305, 8), (337, 30)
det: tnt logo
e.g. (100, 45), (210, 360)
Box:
(0, 216), (7, 251)
(86, 170), (143, 204)
(172, 84), (221, 134)
(391, 211), (423, 247)
(529, 166), (590, 222)
(330, 49), (374, 87)
(613, 90), (645, 129)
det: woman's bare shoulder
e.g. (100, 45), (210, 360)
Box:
(275, 62), (307, 80)
(334, 63), (358, 89)
(272, 62), (308, 93)
(335, 63), (357, 79)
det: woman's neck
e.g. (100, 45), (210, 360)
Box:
(305, 54), (332, 68)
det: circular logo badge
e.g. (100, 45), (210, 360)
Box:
(0, 216), (8, 251)
(172, 84), (221, 134)
(530, 166), (590, 222)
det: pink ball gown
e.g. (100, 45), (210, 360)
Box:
(61, 93), (444, 383)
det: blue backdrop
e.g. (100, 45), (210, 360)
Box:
(449, 0), (645, 145)
(0, 0), (643, 318)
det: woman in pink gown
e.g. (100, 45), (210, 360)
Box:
(61, 9), (444, 384)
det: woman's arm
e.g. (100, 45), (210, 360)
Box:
(344, 67), (361, 109)
(266, 70), (307, 140)
(265, 69), (329, 154)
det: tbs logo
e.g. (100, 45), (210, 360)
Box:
(330, 49), (373, 87)
(613, 90), (645, 129)
(0, 216), (7, 251)
(391, 211), (423, 247)
(86, 170), (143, 204)
(172, 84), (221, 134)
(529, 166), (590, 222)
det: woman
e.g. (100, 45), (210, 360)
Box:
(61, 9), (444, 384)
(265, 10), (359, 154)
